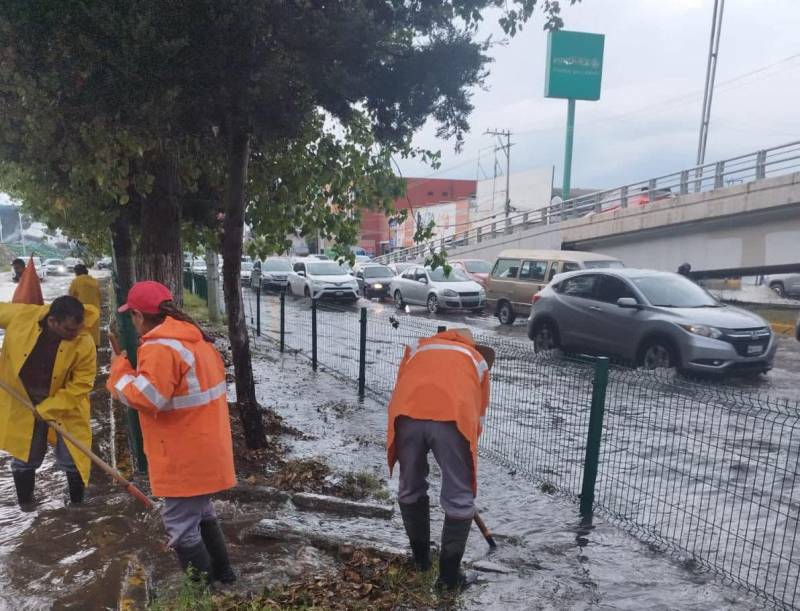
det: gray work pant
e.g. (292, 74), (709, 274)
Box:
(161, 495), (217, 548)
(11, 418), (78, 474)
(395, 416), (475, 520)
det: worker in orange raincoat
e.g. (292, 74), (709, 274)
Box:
(0, 296), (98, 509)
(387, 328), (494, 591)
(68, 264), (101, 345)
(107, 281), (236, 583)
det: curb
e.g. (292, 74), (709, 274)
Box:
(771, 323), (796, 336)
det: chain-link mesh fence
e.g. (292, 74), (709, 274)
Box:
(193, 282), (800, 609)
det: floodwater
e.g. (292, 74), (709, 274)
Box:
(0, 275), (792, 609)
(245, 289), (800, 609)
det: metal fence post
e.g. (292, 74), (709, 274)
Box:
(679, 171), (689, 195)
(111, 273), (148, 474)
(255, 282), (261, 336)
(756, 150), (767, 179)
(311, 297), (318, 371)
(620, 185), (628, 209)
(358, 307), (367, 398)
(280, 290), (285, 353)
(714, 161), (725, 189)
(579, 356), (609, 517)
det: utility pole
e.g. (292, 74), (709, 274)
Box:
(697, 0), (725, 166)
(484, 129), (513, 219)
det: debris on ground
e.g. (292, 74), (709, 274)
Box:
(151, 548), (458, 611)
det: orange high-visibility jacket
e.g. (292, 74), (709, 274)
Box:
(107, 317), (236, 498)
(387, 330), (490, 494)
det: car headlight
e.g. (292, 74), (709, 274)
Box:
(372, 283), (383, 289)
(442, 289), (458, 297)
(680, 324), (723, 339)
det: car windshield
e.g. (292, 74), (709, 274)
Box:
(48, 260), (64, 265)
(464, 260), (491, 273)
(241, 261), (254, 271)
(364, 267), (393, 278)
(263, 259), (292, 271)
(583, 260), (624, 269)
(631, 275), (720, 307)
(308, 262), (348, 275)
(428, 267), (468, 282)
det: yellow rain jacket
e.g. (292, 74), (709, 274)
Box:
(0, 303), (99, 485)
(69, 274), (102, 345)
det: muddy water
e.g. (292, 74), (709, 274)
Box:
(254, 348), (762, 610)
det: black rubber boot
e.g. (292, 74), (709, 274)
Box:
(199, 518), (237, 584)
(436, 515), (477, 591)
(12, 470), (36, 511)
(399, 495), (431, 571)
(65, 471), (84, 505)
(175, 541), (213, 583)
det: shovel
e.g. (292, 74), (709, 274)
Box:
(0, 379), (155, 510)
(474, 511), (497, 549)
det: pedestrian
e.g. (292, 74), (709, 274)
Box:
(11, 258), (25, 283)
(69, 264), (102, 345)
(387, 328), (494, 591)
(107, 281), (237, 584)
(677, 262), (692, 278)
(0, 296), (98, 510)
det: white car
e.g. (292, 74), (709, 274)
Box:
(767, 274), (800, 298)
(288, 259), (359, 302)
(390, 266), (486, 313)
(63, 257), (82, 272)
(44, 258), (68, 275)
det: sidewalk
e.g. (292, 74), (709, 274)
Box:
(251, 341), (761, 610)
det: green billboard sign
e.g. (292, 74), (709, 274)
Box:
(545, 30), (605, 101)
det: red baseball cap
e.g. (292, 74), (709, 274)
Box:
(117, 281), (173, 314)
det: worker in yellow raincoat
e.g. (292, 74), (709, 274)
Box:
(69, 264), (102, 345)
(0, 296), (98, 510)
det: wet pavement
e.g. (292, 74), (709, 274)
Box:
(0, 276), (793, 609)
(254, 344), (763, 610)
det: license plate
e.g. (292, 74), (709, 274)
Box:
(747, 344), (763, 355)
(336, 291), (343, 296)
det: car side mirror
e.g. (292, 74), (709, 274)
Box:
(418, 277), (428, 284)
(297, 271), (306, 277)
(617, 297), (641, 309)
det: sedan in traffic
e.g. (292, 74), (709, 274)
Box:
(44, 258), (68, 275)
(391, 265), (486, 313)
(527, 268), (777, 375)
(355, 264), (394, 300)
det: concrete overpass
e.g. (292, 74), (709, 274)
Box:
(377, 141), (800, 276)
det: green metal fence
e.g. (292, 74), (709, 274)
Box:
(183, 271), (208, 303)
(241, 289), (800, 609)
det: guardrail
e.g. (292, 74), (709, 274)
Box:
(376, 140), (800, 264)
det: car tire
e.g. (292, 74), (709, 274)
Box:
(497, 301), (516, 325)
(427, 294), (439, 314)
(304, 285), (311, 299)
(287, 284), (294, 297)
(533, 320), (560, 353)
(770, 282), (786, 297)
(638, 337), (678, 370)
(394, 290), (404, 309)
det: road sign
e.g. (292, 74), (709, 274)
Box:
(545, 30), (605, 101)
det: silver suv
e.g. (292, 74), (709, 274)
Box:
(528, 268), (777, 375)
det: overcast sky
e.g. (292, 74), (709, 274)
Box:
(396, 0), (800, 192)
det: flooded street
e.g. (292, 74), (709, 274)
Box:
(0, 277), (795, 609)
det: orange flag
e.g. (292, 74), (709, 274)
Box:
(12, 256), (44, 305)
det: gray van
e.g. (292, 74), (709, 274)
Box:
(485, 249), (622, 324)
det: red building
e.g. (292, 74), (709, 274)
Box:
(359, 177), (476, 255)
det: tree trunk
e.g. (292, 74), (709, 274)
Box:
(110, 214), (135, 294)
(136, 155), (184, 305)
(205, 247), (221, 323)
(223, 128), (266, 449)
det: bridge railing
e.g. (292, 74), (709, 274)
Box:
(376, 140), (800, 264)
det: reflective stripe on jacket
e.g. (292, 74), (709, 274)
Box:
(387, 330), (490, 494)
(107, 317), (236, 497)
(0, 303), (99, 485)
